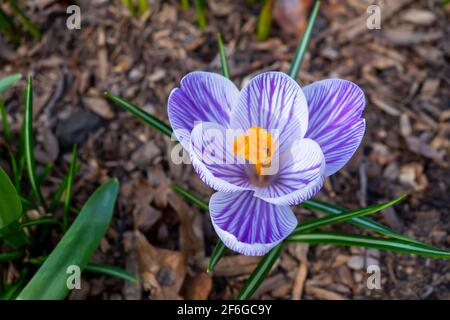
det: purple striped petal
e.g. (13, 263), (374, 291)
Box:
(230, 72), (308, 152)
(168, 71), (239, 149)
(209, 191), (297, 256)
(255, 138), (325, 206)
(190, 122), (252, 193)
(304, 79), (366, 176)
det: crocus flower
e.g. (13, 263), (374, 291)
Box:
(168, 71), (365, 256)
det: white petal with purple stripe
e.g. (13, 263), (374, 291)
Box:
(168, 71), (239, 149)
(255, 138), (325, 206)
(209, 191), (297, 256)
(190, 122), (252, 193)
(304, 79), (366, 176)
(230, 72), (309, 152)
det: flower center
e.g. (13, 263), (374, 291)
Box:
(233, 126), (277, 176)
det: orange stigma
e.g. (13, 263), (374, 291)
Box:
(233, 126), (277, 175)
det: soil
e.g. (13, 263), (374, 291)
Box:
(0, 0), (449, 300)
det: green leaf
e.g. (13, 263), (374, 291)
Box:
(287, 231), (450, 259)
(137, 0), (150, 15)
(0, 99), (12, 145)
(194, 0), (207, 30)
(0, 166), (22, 229)
(216, 33), (230, 79)
(171, 183), (208, 211)
(0, 73), (21, 94)
(63, 145), (78, 230)
(180, 0), (190, 9)
(301, 199), (425, 245)
(288, 0), (320, 80)
(0, 250), (23, 261)
(256, 0), (274, 41)
(85, 263), (138, 283)
(104, 92), (173, 138)
(16, 179), (120, 300)
(6, 0), (41, 39)
(237, 244), (283, 300)
(24, 76), (46, 210)
(293, 195), (406, 235)
(21, 217), (59, 228)
(207, 241), (226, 273)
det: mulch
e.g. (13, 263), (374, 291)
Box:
(0, 0), (449, 300)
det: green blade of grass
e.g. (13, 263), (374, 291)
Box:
(16, 179), (120, 300)
(293, 195), (406, 234)
(171, 184), (208, 211)
(0, 250), (23, 261)
(24, 76), (46, 210)
(194, 0), (207, 30)
(256, 0), (274, 41)
(63, 145), (78, 230)
(237, 244), (283, 300)
(0, 73), (21, 94)
(104, 92), (173, 138)
(207, 241), (226, 273)
(137, 0), (150, 15)
(301, 199), (425, 245)
(49, 163), (81, 213)
(288, 0), (320, 80)
(287, 231), (450, 259)
(0, 166), (22, 229)
(21, 217), (60, 228)
(216, 33), (230, 79)
(26, 163), (53, 200)
(6, 0), (41, 39)
(84, 263), (138, 283)
(0, 99), (12, 145)
(180, 0), (190, 9)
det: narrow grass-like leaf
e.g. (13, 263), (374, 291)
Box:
(0, 73), (21, 94)
(7, 0), (41, 39)
(216, 33), (230, 79)
(293, 195), (406, 234)
(287, 231), (450, 259)
(302, 199), (425, 245)
(85, 263), (138, 283)
(27, 163), (53, 200)
(104, 92), (173, 138)
(237, 244), (283, 300)
(16, 179), (120, 300)
(256, 0), (273, 41)
(21, 217), (59, 228)
(207, 242), (226, 272)
(180, 0), (190, 9)
(63, 145), (78, 230)
(137, 0), (150, 15)
(288, 0), (320, 80)
(49, 163), (80, 213)
(0, 99), (12, 145)
(24, 76), (46, 210)
(0, 250), (23, 261)
(194, 0), (207, 29)
(171, 183), (208, 211)
(0, 166), (22, 229)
